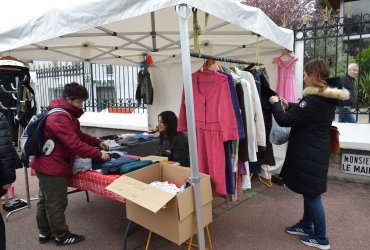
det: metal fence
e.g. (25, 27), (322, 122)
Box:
(294, 13), (370, 123)
(35, 63), (144, 113)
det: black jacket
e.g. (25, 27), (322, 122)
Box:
(157, 133), (190, 167)
(135, 68), (154, 105)
(0, 113), (18, 197)
(339, 74), (357, 106)
(271, 86), (349, 196)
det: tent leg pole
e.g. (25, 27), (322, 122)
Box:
(176, 4), (205, 250)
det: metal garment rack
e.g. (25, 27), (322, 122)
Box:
(0, 76), (36, 221)
(190, 52), (261, 66)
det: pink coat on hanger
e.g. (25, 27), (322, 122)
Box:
(273, 55), (298, 103)
(178, 70), (239, 195)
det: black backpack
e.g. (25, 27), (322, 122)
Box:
(22, 108), (70, 156)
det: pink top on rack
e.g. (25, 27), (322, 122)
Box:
(273, 55), (298, 103)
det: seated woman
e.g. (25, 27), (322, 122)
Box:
(156, 111), (190, 167)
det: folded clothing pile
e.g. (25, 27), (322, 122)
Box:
(93, 154), (153, 175)
(116, 134), (153, 146)
(149, 181), (188, 195)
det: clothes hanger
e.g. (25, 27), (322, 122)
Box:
(244, 63), (256, 72)
(279, 49), (292, 58)
(0, 101), (17, 110)
(202, 59), (217, 71)
(0, 102), (7, 110)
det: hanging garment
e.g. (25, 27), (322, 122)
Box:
(250, 69), (261, 97)
(235, 83), (249, 162)
(178, 70), (239, 195)
(222, 68), (256, 162)
(273, 55), (298, 103)
(218, 71), (245, 139)
(135, 68), (154, 105)
(224, 141), (235, 195)
(236, 68), (266, 149)
(17, 70), (36, 128)
(258, 72), (276, 166)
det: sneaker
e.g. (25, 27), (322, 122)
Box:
(300, 234), (330, 250)
(39, 233), (54, 244)
(55, 233), (85, 246)
(285, 223), (313, 236)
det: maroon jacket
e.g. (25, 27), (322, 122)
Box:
(30, 98), (102, 176)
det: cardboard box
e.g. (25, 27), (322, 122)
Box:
(106, 163), (213, 245)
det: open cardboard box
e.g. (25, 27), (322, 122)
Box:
(106, 162), (213, 245)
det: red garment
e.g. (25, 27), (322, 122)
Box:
(30, 98), (102, 177)
(178, 70), (239, 195)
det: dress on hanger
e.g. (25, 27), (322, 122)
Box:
(273, 55), (298, 103)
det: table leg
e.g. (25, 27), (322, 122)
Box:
(122, 220), (142, 250)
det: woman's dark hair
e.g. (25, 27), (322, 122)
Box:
(304, 58), (330, 93)
(158, 111), (178, 142)
(62, 82), (89, 101)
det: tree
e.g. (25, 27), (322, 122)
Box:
(241, 0), (320, 29)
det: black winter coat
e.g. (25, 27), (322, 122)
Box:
(339, 74), (357, 106)
(157, 133), (190, 167)
(271, 86), (349, 196)
(0, 113), (18, 197)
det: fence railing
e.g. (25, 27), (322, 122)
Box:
(294, 13), (370, 123)
(35, 63), (145, 114)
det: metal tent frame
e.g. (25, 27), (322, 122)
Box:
(0, 1), (294, 249)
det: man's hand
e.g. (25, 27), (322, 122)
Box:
(99, 142), (109, 150)
(101, 152), (110, 161)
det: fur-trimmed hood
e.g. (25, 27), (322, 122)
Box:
(303, 86), (350, 101)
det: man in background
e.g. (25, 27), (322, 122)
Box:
(338, 63), (359, 123)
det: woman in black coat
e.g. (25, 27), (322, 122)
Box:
(156, 111), (190, 167)
(0, 112), (18, 250)
(269, 59), (349, 250)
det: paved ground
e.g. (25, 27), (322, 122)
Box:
(3, 168), (370, 250)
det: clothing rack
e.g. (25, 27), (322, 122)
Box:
(190, 52), (262, 66)
(190, 52), (273, 190)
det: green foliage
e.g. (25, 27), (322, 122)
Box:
(356, 45), (370, 74)
(329, 54), (356, 77)
(358, 70), (370, 107)
(354, 45), (370, 107)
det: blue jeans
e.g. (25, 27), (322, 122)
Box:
(300, 195), (327, 241)
(338, 106), (356, 123)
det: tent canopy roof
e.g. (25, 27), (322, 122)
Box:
(0, 0), (293, 65)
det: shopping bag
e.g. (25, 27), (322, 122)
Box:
(269, 118), (291, 145)
(330, 126), (340, 154)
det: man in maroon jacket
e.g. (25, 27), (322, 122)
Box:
(30, 83), (110, 246)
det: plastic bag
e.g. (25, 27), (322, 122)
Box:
(269, 118), (291, 145)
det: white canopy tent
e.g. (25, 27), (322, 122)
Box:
(0, 1), (293, 248)
(0, 0), (292, 64)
